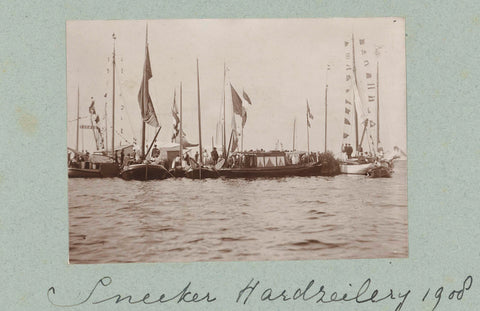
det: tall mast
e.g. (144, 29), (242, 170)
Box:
(105, 100), (108, 154)
(196, 59), (203, 176)
(376, 61), (380, 149)
(293, 117), (296, 151)
(352, 34), (359, 153)
(222, 62), (226, 157)
(306, 100), (310, 154)
(76, 86), (79, 151)
(180, 82), (183, 164)
(324, 66), (329, 153)
(141, 27), (147, 159)
(112, 33), (116, 159)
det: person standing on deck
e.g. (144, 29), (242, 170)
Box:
(346, 144), (353, 159)
(211, 147), (219, 164)
(151, 144), (160, 159)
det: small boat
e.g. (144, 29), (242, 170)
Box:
(366, 165), (392, 178)
(68, 160), (120, 178)
(68, 148), (120, 178)
(120, 163), (170, 180)
(218, 151), (322, 178)
(339, 161), (374, 175)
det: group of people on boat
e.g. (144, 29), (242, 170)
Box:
(68, 151), (91, 168)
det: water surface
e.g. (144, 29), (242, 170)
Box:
(69, 161), (407, 263)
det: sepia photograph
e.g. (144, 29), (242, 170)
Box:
(67, 18), (407, 264)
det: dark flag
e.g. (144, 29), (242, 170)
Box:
(88, 98), (104, 150)
(231, 115), (238, 152)
(171, 90), (180, 142)
(343, 133), (349, 138)
(242, 90), (252, 105)
(345, 107), (351, 114)
(138, 43), (160, 128)
(344, 118), (351, 125)
(241, 107), (247, 128)
(230, 84), (243, 116)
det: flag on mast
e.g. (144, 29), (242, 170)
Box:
(307, 102), (314, 127)
(138, 42), (160, 128)
(242, 90), (252, 105)
(231, 84), (247, 127)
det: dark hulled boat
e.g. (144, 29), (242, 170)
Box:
(169, 166), (186, 178)
(120, 163), (170, 180)
(68, 162), (120, 178)
(366, 165), (392, 178)
(185, 166), (219, 179)
(218, 151), (322, 178)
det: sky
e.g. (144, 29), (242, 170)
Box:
(66, 18), (406, 155)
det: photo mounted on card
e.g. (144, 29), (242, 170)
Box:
(67, 18), (406, 264)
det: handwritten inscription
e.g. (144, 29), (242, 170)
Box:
(236, 278), (410, 310)
(47, 275), (473, 310)
(47, 276), (216, 307)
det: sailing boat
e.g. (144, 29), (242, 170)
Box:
(185, 59), (220, 179)
(339, 35), (375, 175)
(120, 27), (170, 181)
(68, 35), (121, 178)
(169, 83), (199, 177)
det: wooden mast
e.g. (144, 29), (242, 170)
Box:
(76, 86), (79, 151)
(105, 100), (108, 154)
(180, 82), (183, 165)
(141, 27), (147, 159)
(306, 100), (310, 154)
(112, 33), (116, 160)
(196, 59), (203, 179)
(352, 34), (359, 154)
(376, 61), (380, 150)
(292, 117), (296, 151)
(324, 68), (329, 153)
(222, 62), (226, 158)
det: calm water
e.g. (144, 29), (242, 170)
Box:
(69, 161), (407, 264)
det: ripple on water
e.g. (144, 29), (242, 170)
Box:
(69, 161), (408, 263)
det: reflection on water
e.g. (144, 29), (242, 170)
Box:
(69, 161), (407, 264)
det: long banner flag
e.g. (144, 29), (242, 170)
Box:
(138, 43), (160, 128)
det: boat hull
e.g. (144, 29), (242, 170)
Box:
(366, 166), (393, 178)
(185, 167), (219, 179)
(68, 162), (119, 178)
(169, 167), (186, 178)
(219, 163), (322, 178)
(339, 163), (374, 175)
(120, 163), (170, 181)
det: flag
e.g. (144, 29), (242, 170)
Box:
(241, 107), (247, 128)
(231, 115), (238, 152)
(171, 90), (180, 142)
(242, 90), (252, 105)
(345, 107), (351, 114)
(138, 43), (160, 128)
(230, 84), (243, 116)
(344, 118), (351, 125)
(89, 99), (96, 114)
(343, 133), (349, 138)
(306, 102), (314, 128)
(88, 98), (104, 150)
